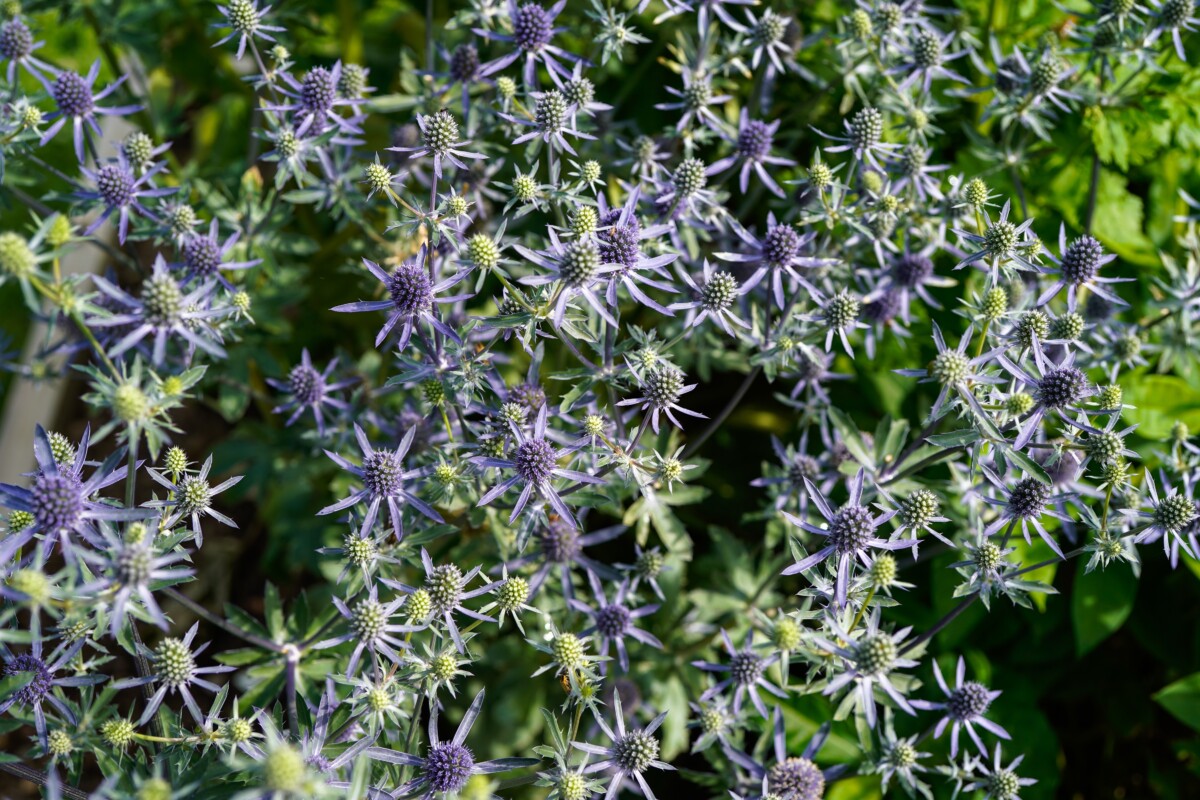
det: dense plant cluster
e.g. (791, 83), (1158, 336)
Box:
(3, 0), (1200, 797)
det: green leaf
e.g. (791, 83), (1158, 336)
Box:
(1071, 557), (1138, 656)
(926, 429), (980, 448)
(826, 407), (875, 470)
(1154, 672), (1200, 732)
(1002, 446), (1052, 485)
(0, 671), (32, 703)
(264, 582), (284, 640)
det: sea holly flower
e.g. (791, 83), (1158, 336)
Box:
(890, 28), (969, 92)
(978, 465), (1074, 559)
(266, 348), (356, 436)
(569, 573), (661, 673)
(89, 254), (229, 366)
(617, 361), (706, 434)
(114, 622), (236, 726)
(964, 745), (1038, 800)
(212, 0), (286, 61)
(331, 244), (471, 349)
(692, 629), (787, 719)
(178, 219), (262, 289)
(656, 72), (732, 133)
(819, 106), (901, 171)
(573, 695), (674, 800)
(365, 689), (539, 797)
(272, 63), (364, 136)
(40, 60), (141, 163)
(383, 549), (500, 653)
(0, 425), (145, 564)
(1035, 225), (1130, 311)
(715, 214), (825, 308)
(146, 455), (242, 547)
(911, 656), (1009, 757)
(1131, 470), (1199, 567)
(996, 344), (1095, 449)
(595, 189), (678, 314)
(475, 404), (600, 528)
(723, 710), (845, 800)
(733, 7), (797, 80)
(813, 609), (919, 728)
(953, 200), (1039, 280)
(515, 230), (622, 326)
(707, 110), (796, 197)
(670, 259), (751, 337)
(894, 323), (1003, 420)
(1147, 0), (1200, 61)
(0, 18), (56, 85)
(390, 110), (485, 180)
(318, 424), (443, 541)
(476, 0), (581, 87)
(1, 636), (103, 747)
(77, 520), (194, 639)
(781, 468), (912, 607)
(314, 584), (424, 676)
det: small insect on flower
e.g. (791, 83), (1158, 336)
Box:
(365, 689), (540, 796)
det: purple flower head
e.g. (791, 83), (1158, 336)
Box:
(781, 467), (911, 607)
(272, 62), (364, 137)
(331, 244), (471, 350)
(708, 110), (796, 197)
(911, 656), (1009, 757)
(475, 404), (601, 528)
(318, 423), (443, 541)
(0, 636), (103, 747)
(996, 344), (1095, 449)
(178, 219), (261, 289)
(716, 213), (825, 308)
(0, 425), (146, 564)
(502, 517), (624, 600)
(476, 0), (582, 87)
(723, 710), (845, 800)
(0, 18), (56, 85)
(267, 348), (356, 436)
(979, 465), (1074, 558)
(1035, 224), (1130, 310)
(597, 189), (678, 314)
(89, 255), (229, 366)
(365, 689), (539, 797)
(40, 61), (142, 163)
(570, 573), (661, 673)
(693, 629), (787, 719)
(78, 153), (175, 244)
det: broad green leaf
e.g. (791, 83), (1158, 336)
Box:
(1071, 557), (1138, 656)
(1154, 672), (1200, 732)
